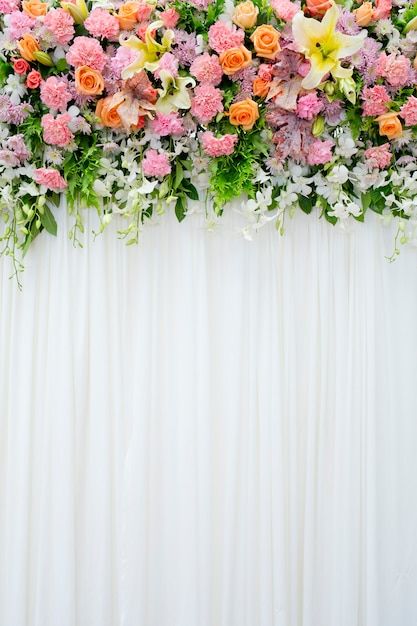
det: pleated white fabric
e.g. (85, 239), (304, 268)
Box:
(1, 206), (417, 626)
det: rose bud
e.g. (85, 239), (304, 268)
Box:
(26, 69), (42, 88)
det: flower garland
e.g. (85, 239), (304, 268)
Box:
(1, 0), (417, 279)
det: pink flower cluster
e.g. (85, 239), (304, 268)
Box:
(208, 21), (244, 54)
(151, 112), (184, 136)
(85, 8), (119, 40)
(7, 11), (34, 39)
(361, 85), (390, 116)
(190, 53), (223, 86)
(160, 8), (179, 28)
(154, 52), (179, 79)
(201, 132), (238, 157)
(40, 76), (72, 112)
(0, 0), (19, 14)
(191, 84), (223, 124)
(5, 133), (30, 161)
(296, 92), (323, 120)
(373, 0), (392, 20)
(34, 168), (68, 191)
(271, 0), (299, 22)
(44, 8), (74, 46)
(307, 140), (334, 166)
(400, 96), (417, 127)
(66, 36), (107, 71)
(41, 113), (74, 147)
(375, 53), (411, 88)
(142, 149), (171, 178)
(364, 143), (392, 169)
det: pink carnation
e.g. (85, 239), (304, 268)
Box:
(34, 167), (67, 191)
(5, 133), (30, 161)
(373, 0), (392, 20)
(296, 92), (323, 120)
(375, 53), (411, 88)
(66, 36), (107, 71)
(41, 113), (74, 147)
(7, 11), (35, 39)
(154, 52), (179, 78)
(109, 46), (138, 79)
(136, 2), (153, 21)
(201, 131), (238, 157)
(0, 0), (20, 14)
(84, 8), (119, 40)
(160, 8), (179, 28)
(270, 0), (300, 21)
(190, 53), (223, 86)
(361, 85), (390, 116)
(191, 83), (223, 124)
(364, 143), (392, 169)
(142, 149), (171, 178)
(307, 139), (334, 166)
(400, 96), (417, 127)
(151, 111), (184, 136)
(44, 8), (74, 45)
(208, 21), (244, 54)
(40, 76), (72, 112)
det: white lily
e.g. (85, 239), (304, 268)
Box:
(292, 2), (367, 89)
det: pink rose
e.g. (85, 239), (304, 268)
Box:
(13, 58), (30, 74)
(26, 69), (41, 88)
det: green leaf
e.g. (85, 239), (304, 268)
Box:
(175, 195), (187, 222)
(298, 195), (313, 214)
(40, 205), (58, 236)
(55, 58), (69, 72)
(183, 181), (199, 201)
(361, 191), (372, 212)
(174, 162), (184, 189)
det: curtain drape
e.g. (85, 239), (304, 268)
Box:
(1, 207), (417, 626)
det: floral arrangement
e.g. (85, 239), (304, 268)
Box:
(1, 0), (417, 278)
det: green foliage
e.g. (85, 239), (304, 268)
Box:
(0, 58), (11, 87)
(19, 115), (44, 163)
(209, 127), (268, 213)
(62, 134), (102, 210)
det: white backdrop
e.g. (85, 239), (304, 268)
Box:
(1, 208), (417, 626)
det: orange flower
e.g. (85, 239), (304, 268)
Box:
(232, 0), (259, 29)
(17, 34), (40, 62)
(228, 98), (259, 131)
(219, 45), (252, 76)
(75, 66), (105, 96)
(305, 0), (332, 16)
(250, 25), (281, 60)
(96, 96), (122, 129)
(354, 2), (373, 26)
(413, 55), (417, 71)
(252, 76), (270, 98)
(117, 2), (139, 30)
(22, 0), (47, 17)
(376, 112), (403, 139)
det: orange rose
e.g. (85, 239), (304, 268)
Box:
(117, 2), (139, 29)
(75, 66), (104, 96)
(232, 0), (259, 29)
(414, 56), (417, 71)
(228, 98), (259, 131)
(96, 96), (122, 128)
(305, 0), (332, 16)
(355, 2), (373, 26)
(22, 0), (47, 17)
(253, 76), (270, 98)
(219, 45), (252, 76)
(17, 34), (40, 62)
(376, 112), (403, 139)
(250, 25), (280, 60)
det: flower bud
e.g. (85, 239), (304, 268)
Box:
(339, 77), (356, 104)
(312, 115), (325, 137)
(61, 0), (88, 24)
(324, 81), (335, 96)
(33, 51), (54, 66)
(404, 15), (417, 34)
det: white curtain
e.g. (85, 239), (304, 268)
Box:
(1, 207), (417, 626)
